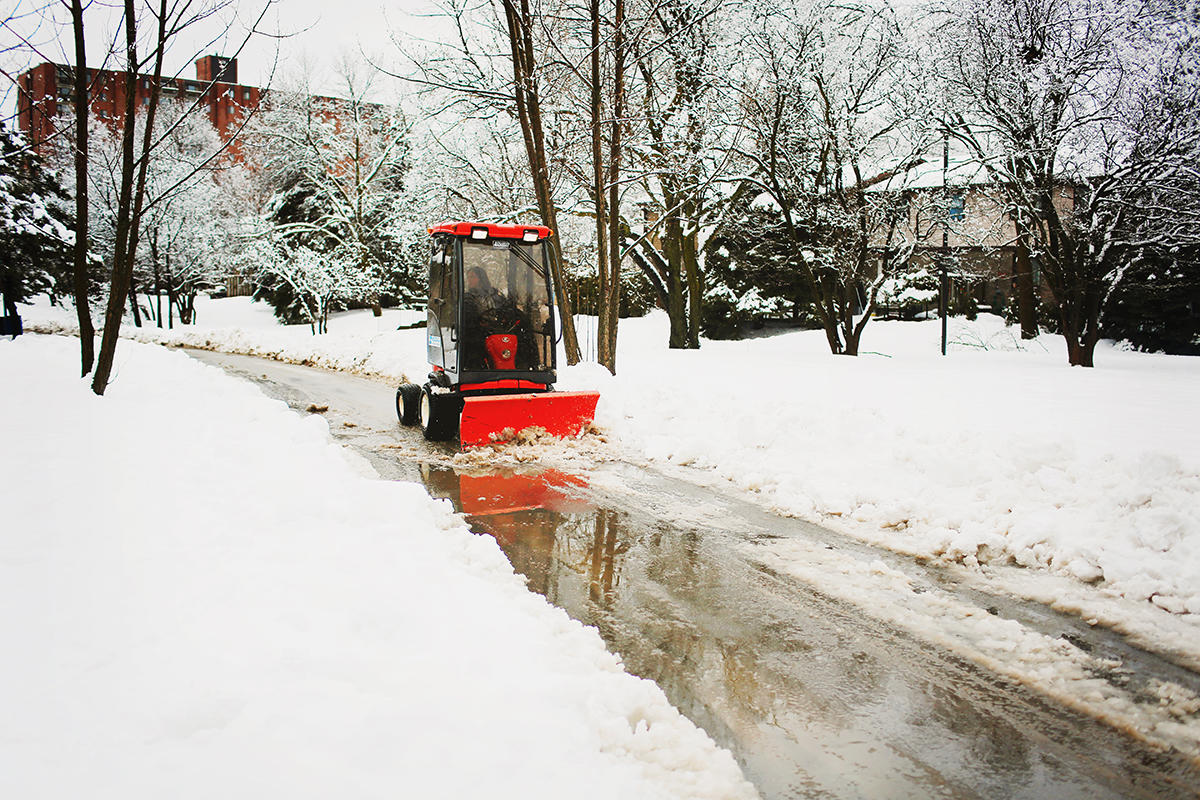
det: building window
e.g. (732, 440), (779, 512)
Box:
(948, 193), (965, 222)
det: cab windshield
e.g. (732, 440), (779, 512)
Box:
(459, 239), (554, 373)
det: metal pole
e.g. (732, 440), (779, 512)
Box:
(941, 131), (949, 356)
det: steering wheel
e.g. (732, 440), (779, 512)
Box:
(481, 304), (520, 334)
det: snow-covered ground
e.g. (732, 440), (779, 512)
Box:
(12, 294), (1200, 771)
(0, 309), (756, 799)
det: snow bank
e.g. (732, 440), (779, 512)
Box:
(568, 313), (1200, 618)
(21, 296), (1200, 639)
(0, 333), (756, 800)
(26, 296), (424, 386)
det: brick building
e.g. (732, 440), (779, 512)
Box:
(16, 55), (262, 154)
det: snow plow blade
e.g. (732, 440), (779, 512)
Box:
(459, 391), (600, 449)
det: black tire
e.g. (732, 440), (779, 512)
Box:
(420, 384), (460, 442)
(396, 382), (421, 426)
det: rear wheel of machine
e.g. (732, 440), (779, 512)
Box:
(396, 382), (421, 426)
(420, 384), (459, 441)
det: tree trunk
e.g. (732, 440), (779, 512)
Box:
(152, 238), (163, 328)
(590, 0), (614, 372)
(798, 262), (842, 356)
(683, 221), (700, 349)
(600, 0), (625, 373)
(93, 0), (170, 394)
(501, 0), (582, 365)
(128, 278), (143, 327)
(839, 281), (857, 356)
(814, 273), (844, 355)
(69, 0), (95, 377)
(664, 215), (688, 348)
(92, 2), (142, 395)
(177, 291), (194, 325)
(1014, 227), (1037, 339)
(1062, 284), (1102, 367)
(842, 272), (871, 358)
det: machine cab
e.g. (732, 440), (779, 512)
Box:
(427, 222), (557, 390)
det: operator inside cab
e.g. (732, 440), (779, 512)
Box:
(460, 254), (540, 371)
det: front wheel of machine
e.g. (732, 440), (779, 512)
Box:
(420, 384), (459, 442)
(397, 382), (421, 426)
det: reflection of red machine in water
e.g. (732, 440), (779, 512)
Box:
(420, 465), (619, 602)
(420, 465), (602, 597)
(458, 469), (590, 519)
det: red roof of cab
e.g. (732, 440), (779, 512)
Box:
(428, 222), (553, 240)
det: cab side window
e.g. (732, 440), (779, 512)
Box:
(429, 237), (456, 331)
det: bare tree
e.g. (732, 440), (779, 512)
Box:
(629, 0), (731, 351)
(517, 0), (735, 363)
(85, 0), (274, 393)
(392, 0), (587, 365)
(66, 0), (96, 372)
(500, 0), (585, 364)
(934, 0), (1198, 366)
(582, 0), (627, 371)
(733, 0), (928, 355)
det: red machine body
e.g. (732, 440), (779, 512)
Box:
(395, 222), (600, 448)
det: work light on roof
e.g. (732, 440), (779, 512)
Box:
(470, 226), (489, 240)
(522, 229), (539, 242)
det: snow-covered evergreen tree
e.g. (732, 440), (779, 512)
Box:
(242, 59), (419, 331)
(0, 125), (78, 328)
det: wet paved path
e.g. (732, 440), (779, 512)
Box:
(188, 350), (1200, 799)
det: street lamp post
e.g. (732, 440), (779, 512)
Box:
(941, 131), (949, 356)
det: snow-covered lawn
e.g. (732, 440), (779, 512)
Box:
(0, 317), (755, 799)
(11, 294), (1200, 780)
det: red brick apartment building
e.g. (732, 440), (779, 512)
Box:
(16, 55), (261, 153)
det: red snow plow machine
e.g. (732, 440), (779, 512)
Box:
(395, 222), (599, 448)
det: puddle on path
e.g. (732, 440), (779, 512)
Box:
(420, 464), (1195, 800)
(422, 464), (620, 602)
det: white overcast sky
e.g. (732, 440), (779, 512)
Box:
(205, 0), (453, 96)
(2, 0), (458, 118)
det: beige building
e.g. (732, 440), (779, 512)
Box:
(869, 159), (1073, 317)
